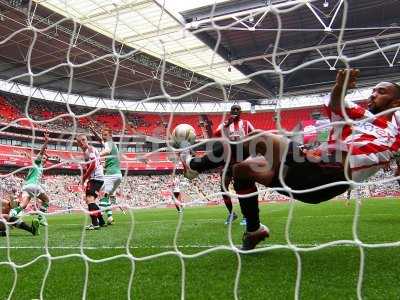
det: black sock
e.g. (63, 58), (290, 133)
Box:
(96, 205), (105, 226)
(88, 203), (99, 226)
(9, 217), (33, 233)
(222, 195), (233, 213)
(175, 204), (181, 212)
(0, 231), (6, 236)
(234, 179), (260, 232)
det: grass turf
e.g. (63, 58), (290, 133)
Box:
(0, 198), (399, 299)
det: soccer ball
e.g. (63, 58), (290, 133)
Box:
(172, 124), (196, 147)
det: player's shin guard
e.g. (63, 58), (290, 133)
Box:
(234, 180), (260, 232)
(99, 195), (112, 218)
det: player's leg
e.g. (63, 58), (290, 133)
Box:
(173, 192), (183, 213)
(108, 174), (122, 221)
(0, 224), (6, 236)
(184, 131), (287, 249)
(234, 142), (350, 250)
(9, 191), (31, 217)
(181, 140), (227, 178)
(99, 176), (112, 224)
(0, 214), (7, 236)
(182, 130), (284, 177)
(8, 216), (40, 236)
(99, 192), (113, 223)
(232, 133), (291, 250)
(37, 193), (49, 226)
(2, 200), (39, 236)
(1, 199), (9, 236)
(85, 180), (106, 230)
(100, 174), (122, 224)
(232, 156), (275, 250)
(221, 169), (237, 224)
(85, 195), (103, 229)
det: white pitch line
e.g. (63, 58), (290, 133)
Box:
(0, 243), (397, 250)
(58, 219), (225, 226)
(0, 245), (219, 250)
(48, 213), (400, 226)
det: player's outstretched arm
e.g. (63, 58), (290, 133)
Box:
(329, 69), (359, 112)
(88, 123), (104, 144)
(39, 131), (49, 156)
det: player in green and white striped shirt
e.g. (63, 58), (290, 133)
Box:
(90, 126), (122, 225)
(9, 133), (50, 226)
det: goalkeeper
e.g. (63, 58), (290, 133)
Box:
(180, 69), (400, 250)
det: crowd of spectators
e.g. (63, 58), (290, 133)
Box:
(1, 166), (399, 211)
(0, 96), (172, 137)
(0, 173), (222, 210)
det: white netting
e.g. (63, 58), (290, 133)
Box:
(1, 0), (400, 299)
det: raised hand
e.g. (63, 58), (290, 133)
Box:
(335, 69), (360, 89)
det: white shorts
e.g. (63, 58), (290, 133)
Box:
(22, 184), (45, 198)
(104, 173), (122, 195)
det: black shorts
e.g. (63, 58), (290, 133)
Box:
(272, 143), (350, 204)
(86, 179), (104, 198)
(173, 192), (180, 199)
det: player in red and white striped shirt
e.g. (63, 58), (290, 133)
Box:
(180, 69), (400, 250)
(325, 74), (400, 182)
(214, 105), (255, 141)
(214, 105), (254, 225)
(76, 134), (106, 230)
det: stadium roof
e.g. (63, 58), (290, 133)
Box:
(36, 0), (249, 85)
(0, 0), (398, 109)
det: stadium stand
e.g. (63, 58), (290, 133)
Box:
(0, 94), (329, 136)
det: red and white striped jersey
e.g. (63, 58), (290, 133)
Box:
(215, 119), (255, 141)
(84, 146), (104, 181)
(324, 99), (400, 182)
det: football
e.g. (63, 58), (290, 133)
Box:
(171, 124), (196, 147)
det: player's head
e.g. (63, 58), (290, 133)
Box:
(230, 104), (241, 119)
(76, 134), (89, 150)
(101, 128), (113, 141)
(368, 81), (400, 114)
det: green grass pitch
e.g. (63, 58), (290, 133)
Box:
(1, 198), (400, 299)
